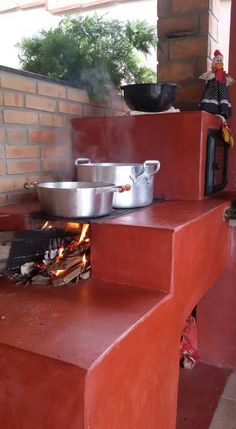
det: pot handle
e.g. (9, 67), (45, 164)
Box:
(143, 160), (161, 183)
(130, 160), (160, 184)
(75, 157), (91, 165)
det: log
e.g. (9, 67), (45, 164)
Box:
(0, 229), (80, 271)
(52, 265), (82, 287)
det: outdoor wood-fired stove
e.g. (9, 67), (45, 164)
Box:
(0, 110), (232, 429)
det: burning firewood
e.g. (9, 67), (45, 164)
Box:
(1, 221), (91, 287)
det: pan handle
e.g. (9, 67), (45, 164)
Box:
(113, 184), (131, 193)
(75, 157), (91, 165)
(24, 180), (39, 189)
(97, 184), (131, 194)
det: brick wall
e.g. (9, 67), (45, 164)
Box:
(0, 67), (127, 206)
(157, 0), (219, 110)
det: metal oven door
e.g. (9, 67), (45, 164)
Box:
(205, 128), (228, 196)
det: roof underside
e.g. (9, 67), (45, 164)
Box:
(0, 0), (129, 14)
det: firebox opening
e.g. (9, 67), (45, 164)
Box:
(180, 306), (198, 370)
(0, 220), (91, 287)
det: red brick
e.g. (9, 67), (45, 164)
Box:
(157, 40), (169, 63)
(121, 99), (129, 113)
(0, 144), (4, 157)
(158, 61), (195, 82)
(4, 91), (24, 107)
(169, 36), (208, 60)
(38, 81), (66, 98)
(56, 129), (71, 144)
(0, 176), (30, 192)
(67, 88), (90, 103)
(197, 58), (212, 75)
(158, 15), (198, 37)
(0, 159), (5, 175)
(5, 145), (40, 158)
(3, 110), (38, 124)
(175, 81), (204, 103)
(199, 10), (209, 33)
(39, 113), (67, 127)
(83, 105), (105, 117)
(1, 73), (36, 93)
(41, 144), (68, 157)
(7, 128), (27, 143)
(158, 0), (171, 18)
(58, 101), (83, 116)
(110, 96), (123, 111)
(171, 0), (208, 14)
(7, 159), (40, 174)
(26, 95), (57, 112)
(88, 97), (107, 107)
(112, 110), (127, 116)
(0, 129), (5, 142)
(28, 129), (57, 144)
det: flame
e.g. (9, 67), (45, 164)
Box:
(79, 224), (89, 244)
(38, 220), (90, 283)
(66, 222), (81, 230)
(53, 269), (66, 277)
(58, 247), (64, 258)
(82, 254), (87, 267)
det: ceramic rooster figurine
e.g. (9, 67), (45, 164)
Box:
(199, 49), (234, 119)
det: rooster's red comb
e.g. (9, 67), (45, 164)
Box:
(214, 49), (223, 57)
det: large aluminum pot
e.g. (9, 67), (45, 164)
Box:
(75, 158), (161, 208)
(24, 181), (130, 218)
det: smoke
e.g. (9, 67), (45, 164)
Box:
(79, 64), (114, 100)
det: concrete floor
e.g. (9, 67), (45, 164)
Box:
(209, 371), (236, 429)
(177, 362), (236, 429)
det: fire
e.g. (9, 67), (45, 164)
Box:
(57, 246), (64, 259)
(66, 222), (81, 230)
(18, 220), (91, 286)
(79, 223), (90, 244)
(82, 253), (87, 267)
(54, 269), (66, 277)
(42, 221), (51, 229)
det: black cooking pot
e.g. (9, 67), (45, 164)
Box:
(120, 83), (178, 112)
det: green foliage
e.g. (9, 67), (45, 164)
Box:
(17, 15), (157, 98)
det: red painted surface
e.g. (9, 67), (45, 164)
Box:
(0, 196), (230, 428)
(197, 221), (236, 368)
(72, 111), (222, 200)
(0, 344), (85, 429)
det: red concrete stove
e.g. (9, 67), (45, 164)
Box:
(0, 111), (232, 429)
